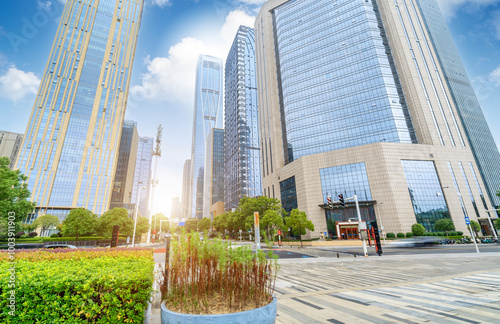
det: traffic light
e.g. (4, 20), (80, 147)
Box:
(327, 196), (333, 209)
(338, 194), (345, 207)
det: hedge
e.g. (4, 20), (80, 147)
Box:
(396, 233), (405, 238)
(405, 232), (414, 238)
(386, 233), (395, 238)
(0, 248), (154, 323)
(0, 237), (106, 244)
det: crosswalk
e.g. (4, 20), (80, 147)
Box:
(275, 255), (500, 323)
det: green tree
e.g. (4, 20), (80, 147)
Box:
(411, 223), (426, 237)
(185, 219), (198, 232)
(32, 214), (60, 236)
(237, 196), (284, 231)
(135, 216), (150, 236)
(0, 157), (36, 233)
(286, 209), (315, 248)
(469, 220), (481, 238)
(198, 217), (211, 232)
(494, 218), (500, 230)
(62, 208), (97, 243)
(151, 213), (168, 233)
(260, 209), (285, 244)
(213, 214), (228, 233)
(434, 218), (455, 238)
(96, 208), (134, 237)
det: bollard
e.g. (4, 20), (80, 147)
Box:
(354, 252), (356, 258)
(165, 237), (171, 269)
(337, 252), (339, 258)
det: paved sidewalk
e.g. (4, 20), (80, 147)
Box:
(150, 251), (500, 323)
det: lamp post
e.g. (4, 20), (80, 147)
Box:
(132, 186), (147, 247)
(375, 201), (386, 245)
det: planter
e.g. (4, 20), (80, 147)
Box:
(161, 297), (277, 324)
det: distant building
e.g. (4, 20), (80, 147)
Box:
(0, 130), (23, 169)
(190, 55), (224, 220)
(210, 201), (225, 222)
(110, 121), (139, 216)
(131, 137), (153, 219)
(224, 26), (262, 211)
(181, 159), (192, 220)
(170, 197), (181, 221)
(203, 128), (225, 219)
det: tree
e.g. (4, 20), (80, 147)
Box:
(151, 213), (168, 233)
(494, 218), (500, 230)
(238, 196), (284, 231)
(285, 209), (315, 248)
(198, 217), (211, 232)
(0, 157), (36, 232)
(469, 220), (481, 238)
(411, 223), (426, 237)
(32, 214), (60, 236)
(96, 208), (134, 237)
(62, 208), (97, 243)
(185, 219), (198, 232)
(213, 214), (228, 233)
(135, 216), (150, 236)
(260, 209), (285, 244)
(434, 218), (455, 237)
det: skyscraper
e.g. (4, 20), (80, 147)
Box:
(203, 128), (225, 219)
(131, 137), (153, 219)
(181, 158), (192, 219)
(110, 120), (139, 212)
(255, 0), (496, 237)
(15, 0), (144, 223)
(190, 55), (223, 220)
(415, 0), (500, 209)
(0, 130), (23, 169)
(224, 26), (262, 211)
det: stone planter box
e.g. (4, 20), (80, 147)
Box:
(161, 297), (277, 324)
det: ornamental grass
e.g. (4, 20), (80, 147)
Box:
(160, 232), (279, 315)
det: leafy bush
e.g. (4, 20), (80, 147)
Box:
(42, 236), (105, 242)
(15, 231), (25, 238)
(457, 231), (463, 236)
(20, 235), (30, 239)
(50, 233), (59, 238)
(386, 233), (395, 238)
(437, 232), (445, 236)
(397, 233), (405, 238)
(28, 232), (38, 237)
(449, 231), (458, 236)
(411, 223), (426, 237)
(406, 232), (414, 238)
(0, 248), (154, 323)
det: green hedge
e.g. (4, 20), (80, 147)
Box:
(405, 232), (414, 238)
(396, 233), (405, 238)
(0, 249), (154, 323)
(41, 236), (105, 242)
(386, 233), (395, 238)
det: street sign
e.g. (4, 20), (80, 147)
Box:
(324, 231), (327, 236)
(464, 216), (470, 225)
(179, 222), (185, 226)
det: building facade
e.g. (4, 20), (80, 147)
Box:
(415, 0), (500, 209)
(203, 128), (225, 219)
(0, 130), (23, 169)
(110, 120), (139, 212)
(14, 0), (144, 223)
(131, 136), (153, 219)
(255, 0), (497, 238)
(190, 55), (224, 220)
(224, 26), (262, 211)
(181, 159), (192, 219)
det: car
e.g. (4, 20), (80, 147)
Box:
(388, 237), (438, 248)
(44, 244), (78, 249)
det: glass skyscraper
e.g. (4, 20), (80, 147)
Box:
(15, 0), (144, 222)
(415, 0), (500, 208)
(203, 128), (225, 218)
(224, 26), (262, 211)
(131, 137), (153, 219)
(256, 0), (496, 238)
(190, 55), (223, 220)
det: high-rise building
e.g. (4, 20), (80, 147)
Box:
(190, 55), (224, 220)
(203, 128), (225, 219)
(181, 159), (192, 219)
(131, 136), (153, 219)
(170, 197), (181, 221)
(255, 0), (497, 238)
(0, 130), (23, 169)
(224, 26), (262, 211)
(110, 120), (139, 213)
(415, 0), (500, 209)
(14, 0), (144, 223)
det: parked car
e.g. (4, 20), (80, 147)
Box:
(388, 237), (438, 248)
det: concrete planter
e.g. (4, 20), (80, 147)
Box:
(161, 297), (277, 324)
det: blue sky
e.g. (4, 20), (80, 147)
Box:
(0, 0), (499, 216)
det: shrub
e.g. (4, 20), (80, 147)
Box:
(406, 232), (414, 238)
(386, 233), (395, 238)
(397, 233), (405, 238)
(449, 231), (458, 236)
(0, 248), (154, 323)
(42, 236), (105, 242)
(20, 235), (30, 239)
(437, 232), (445, 236)
(50, 233), (59, 238)
(28, 232), (38, 237)
(457, 231), (463, 236)
(411, 223), (426, 237)
(15, 231), (25, 238)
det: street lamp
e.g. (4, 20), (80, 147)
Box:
(132, 186), (147, 247)
(375, 201), (386, 245)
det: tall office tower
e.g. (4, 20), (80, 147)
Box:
(181, 159), (192, 219)
(203, 128), (225, 219)
(131, 137), (153, 219)
(415, 0), (500, 209)
(170, 197), (181, 220)
(14, 0), (144, 223)
(110, 120), (139, 213)
(0, 130), (23, 169)
(255, 0), (497, 238)
(224, 26), (262, 211)
(190, 55), (224, 220)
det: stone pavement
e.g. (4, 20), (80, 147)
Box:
(150, 250), (500, 323)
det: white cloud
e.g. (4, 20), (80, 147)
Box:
(436, 0), (500, 19)
(150, 0), (171, 7)
(130, 9), (255, 105)
(0, 66), (40, 103)
(238, 0), (266, 4)
(490, 66), (500, 85)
